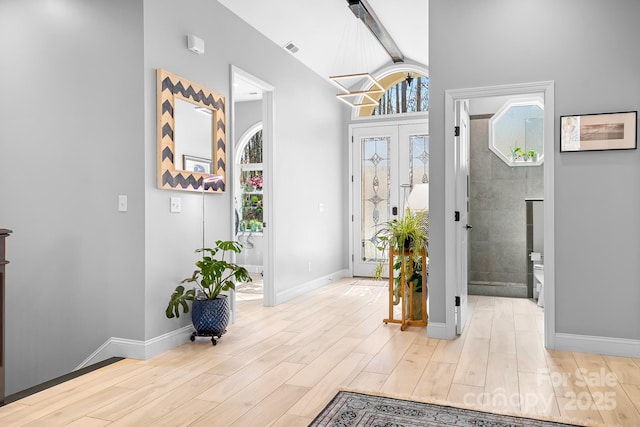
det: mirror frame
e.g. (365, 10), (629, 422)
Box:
(157, 69), (226, 192)
(488, 97), (544, 167)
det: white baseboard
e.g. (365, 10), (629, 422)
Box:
(427, 322), (451, 339)
(275, 269), (351, 305)
(554, 332), (640, 358)
(74, 325), (193, 371)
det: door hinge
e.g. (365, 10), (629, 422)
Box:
(352, 214), (354, 222)
(263, 222), (267, 228)
(454, 126), (460, 137)
(455, 296), (461, 307)
(351, 175), (354, 183)
(351, 136), (354, 143)
(454, 211), (460, 222)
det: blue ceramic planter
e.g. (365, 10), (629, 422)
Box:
(191, 295), (230, 337)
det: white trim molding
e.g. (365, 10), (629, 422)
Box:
(426, 322), (448, 339)
(555, 333), (640, 358)
(74, 325), (193, 371)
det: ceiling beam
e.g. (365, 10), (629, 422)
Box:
(347, 0), (404, 63)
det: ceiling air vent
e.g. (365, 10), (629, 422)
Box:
(283, 41), (299, 54)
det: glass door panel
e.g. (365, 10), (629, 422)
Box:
(352, 122), (428, 277)
(360, 135), (391, 264)
(353, 126), (398, 277)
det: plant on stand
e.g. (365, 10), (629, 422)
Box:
(374, 209), (428, 320)
(166, 240), (251, 345)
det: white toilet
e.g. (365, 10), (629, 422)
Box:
(533, 264), (544, 308)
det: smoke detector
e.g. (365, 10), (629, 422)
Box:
(283, 41), (299, 54)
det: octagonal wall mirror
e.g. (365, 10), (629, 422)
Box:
(488, 97), (544, 167)
(157, 69), (226, 192)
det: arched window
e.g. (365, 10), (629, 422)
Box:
(238, 127), (263, 233)
(358, 72), (429, 117)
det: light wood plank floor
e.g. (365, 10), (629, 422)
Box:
(1, 278), (639, 426)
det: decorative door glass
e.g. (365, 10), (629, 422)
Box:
(360, 136), (391, 263)
(410, 135), (429, 186)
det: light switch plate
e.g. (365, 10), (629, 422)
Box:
(118, 195), (127, 212)
(170, 197), (181, 213)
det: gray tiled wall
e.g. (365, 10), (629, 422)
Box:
(469, 117), (543, 294)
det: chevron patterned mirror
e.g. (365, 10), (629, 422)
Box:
(157, 69), (226, 192)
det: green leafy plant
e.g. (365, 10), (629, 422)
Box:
(248, 220), (263, 232)
(513, 146), (525, 160)
(373, 209), (429, 307)
(375, 209), (428, 258)
(527, 150), (536, 160)
(165, 240), (251, 319)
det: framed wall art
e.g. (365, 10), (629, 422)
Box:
(560, 111), (637, 152)
(183, 155), (212, 174)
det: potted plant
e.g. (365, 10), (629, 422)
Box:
(165, 240), (251, 345)
(513, 146), (525, 161)
(374, 209), (428, 320)
(248, 219), (263, 232)
(375, 208), (428, 256)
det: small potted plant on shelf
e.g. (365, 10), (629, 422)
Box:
(248, 220), (263, 232)
(165, 240), (251, 345)
(513, 146), (525, 161)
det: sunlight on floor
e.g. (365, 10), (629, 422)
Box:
(235, 272), (263, 301)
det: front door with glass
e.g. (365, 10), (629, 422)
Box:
(352, 122), (429, 277)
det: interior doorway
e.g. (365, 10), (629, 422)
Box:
(230, 66), (276, 320)
(443, 81), (556, 348)
(467, 95), (545, 301)
(234, 122), (264, 302)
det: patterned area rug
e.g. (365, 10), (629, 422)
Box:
(309, 391), (583, 427)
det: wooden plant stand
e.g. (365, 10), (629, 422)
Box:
(383, 247), (427, 331)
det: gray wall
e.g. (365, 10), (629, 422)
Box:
(235, 100), (263, 144)
(430, 0), (640, 339)
(0, 0), (145, 394)
(143, 0), (348, 339)
(0, 0), (347, 395)
(469, 117), (543, 287)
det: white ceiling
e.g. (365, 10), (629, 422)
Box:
(219, 0), (428, 101)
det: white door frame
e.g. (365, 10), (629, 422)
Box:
(444, 81), (556, 348)
(348, 118), (429, 277)
(230, 66), (276, 317)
